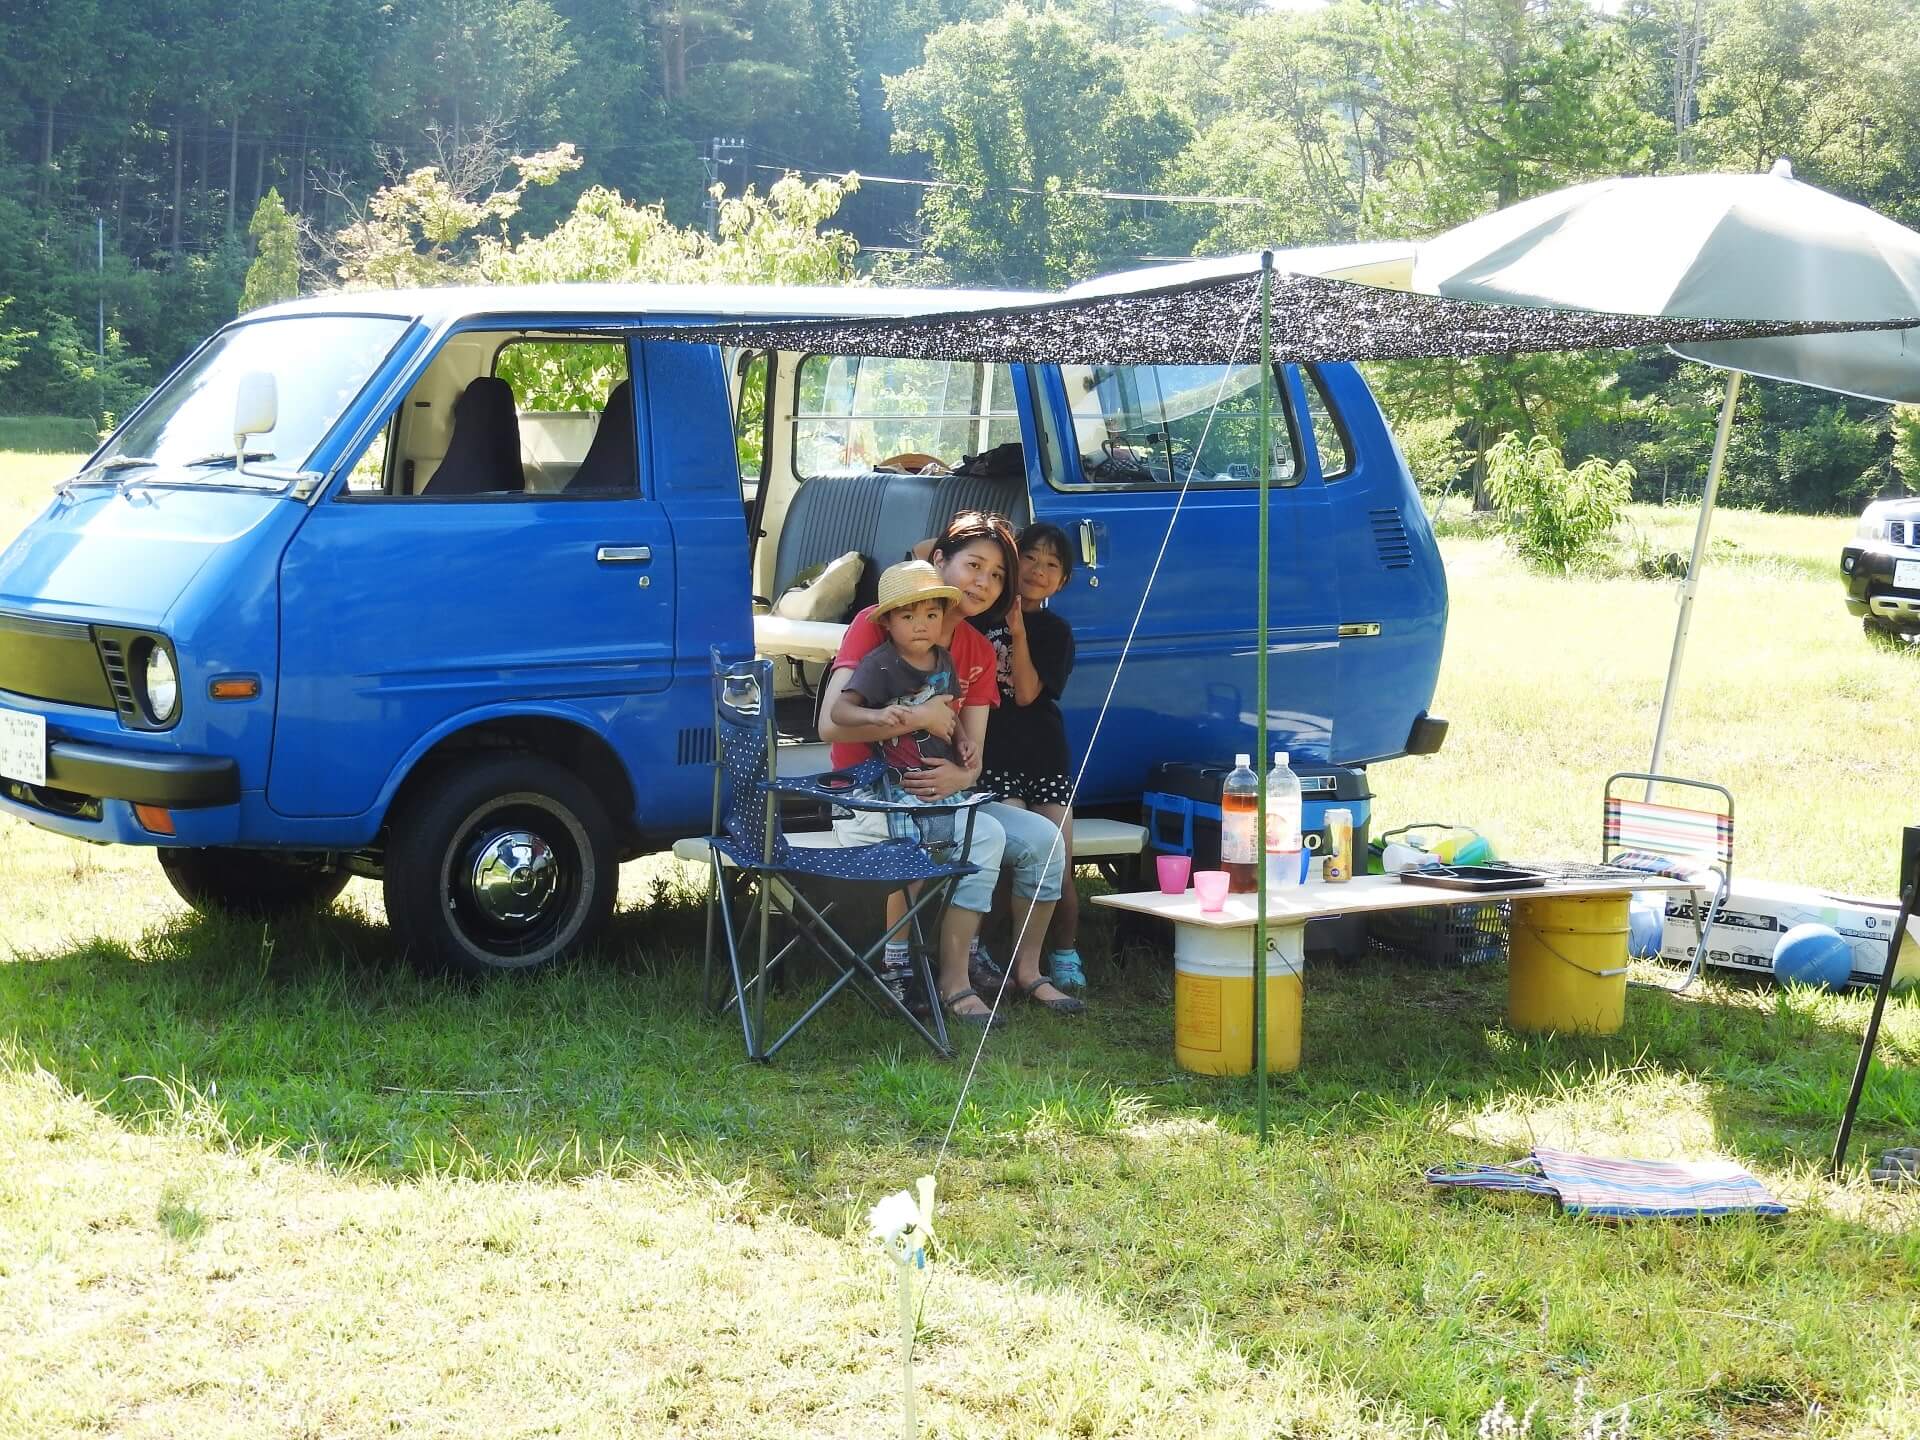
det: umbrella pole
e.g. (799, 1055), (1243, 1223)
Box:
(1255, 251), (1273, 1143)
(1647, 370), (1742, 794)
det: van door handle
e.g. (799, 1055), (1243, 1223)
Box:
(1077, 520), (1100, 568)
(596, 545), (652, 564)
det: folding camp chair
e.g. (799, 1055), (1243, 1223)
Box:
(700, 650), (991, 1061)
(1603, 771), (1735, 992)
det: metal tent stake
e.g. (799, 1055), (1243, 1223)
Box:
(1254, 251), (1273, 1142)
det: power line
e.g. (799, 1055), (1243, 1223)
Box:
(747, 161), (1268, 208)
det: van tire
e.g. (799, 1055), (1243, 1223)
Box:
(157, 848), (352, 917)
(383, 754), (616, 976)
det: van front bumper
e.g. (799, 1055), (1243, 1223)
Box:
(2, 739), (242, 845)
(37, 739), (239, 807)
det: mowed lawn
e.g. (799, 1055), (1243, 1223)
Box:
(2, 453), (1916, 1439)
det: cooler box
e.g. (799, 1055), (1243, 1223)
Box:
(1143, 759), (1373, 960)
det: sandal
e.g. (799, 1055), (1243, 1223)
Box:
(1020, 975), (1086, 1015)
(941, 987), (1001, 1029)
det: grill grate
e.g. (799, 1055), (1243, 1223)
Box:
(94, 637), (138, 720)
(1369, 508), (1413, 569)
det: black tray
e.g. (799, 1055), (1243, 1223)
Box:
(1397, 864), (1548, 893)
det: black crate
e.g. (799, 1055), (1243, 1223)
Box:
(1367, 900), (1511, 968)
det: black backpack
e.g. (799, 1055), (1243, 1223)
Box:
(952, 441), (1024, 479)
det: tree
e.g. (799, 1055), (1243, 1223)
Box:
(886, 5), (1190, 286)
(240, 188), (299, 312)
(0, 297), (32, 375)
(314, 136), (583, 289)
(44, 313), (149, 428)
(1483, 430), (1633, 572)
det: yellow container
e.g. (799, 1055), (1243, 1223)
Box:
(1508, 894), (1630, 1035)
(1173, 924), (1303, 1074)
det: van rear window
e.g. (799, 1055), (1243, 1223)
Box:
(793, 355), (1019, 478)
(1055, 364), (1301, 489)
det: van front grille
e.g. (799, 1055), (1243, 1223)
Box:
(0, 609), (115, 709)
(1370, 508), (1413, 569)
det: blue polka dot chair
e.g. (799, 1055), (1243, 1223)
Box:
(701, 649), (992, 1060)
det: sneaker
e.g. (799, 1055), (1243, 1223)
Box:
(1047, 948), (1086, 992)
(968, 943), (1007, 998)
(878, 950), (913, 1009)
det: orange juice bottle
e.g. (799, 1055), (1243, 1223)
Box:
(1220, 754), (1259, 893)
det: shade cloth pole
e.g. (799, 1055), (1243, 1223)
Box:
(1647, 371), (1742, 795)
(1254, 251), (1273, 1142)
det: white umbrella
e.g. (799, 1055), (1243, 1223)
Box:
(1410, 161), (1920, 778)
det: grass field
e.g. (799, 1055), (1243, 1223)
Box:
(2, 454), (1916, 1439)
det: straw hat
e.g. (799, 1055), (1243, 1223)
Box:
(872, 559), (961, 620)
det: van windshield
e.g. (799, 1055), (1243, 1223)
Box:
(93, 315), (409, 482)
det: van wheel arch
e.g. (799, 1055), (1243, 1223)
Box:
(386, 716), (638, 843)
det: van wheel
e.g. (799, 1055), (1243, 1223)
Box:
(158, 848), (351, 917)
(383, 755), (615, 977)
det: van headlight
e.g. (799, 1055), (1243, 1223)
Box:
(142, 644), (179, 724)
(1857, 509), (1891, 541)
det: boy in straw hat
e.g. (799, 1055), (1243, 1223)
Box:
(830, 559), (970, 784)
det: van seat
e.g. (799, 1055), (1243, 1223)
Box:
(771, 471), (1031, 611)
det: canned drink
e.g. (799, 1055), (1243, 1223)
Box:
(1324, 807), (1354, 883)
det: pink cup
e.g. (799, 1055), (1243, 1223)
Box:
(1193, 870), (1231, 912)
(1155, 853), (1192, 895)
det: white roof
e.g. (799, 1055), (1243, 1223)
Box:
(245, 245), (1420, 331)
(247, 280), (1049, 328)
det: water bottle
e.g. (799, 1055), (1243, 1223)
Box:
(1220, 754), (1259, 893)
(1264, 751), (1303, 892)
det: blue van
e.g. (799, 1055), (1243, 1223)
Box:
(0, 274), (1446, 973)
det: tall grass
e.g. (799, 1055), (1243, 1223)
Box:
(2, 452), (1916, 1438)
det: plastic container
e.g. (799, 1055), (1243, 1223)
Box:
(1220, 754), (1259, 893)
(1508, 894), (1630, 1034)
(1323, 807), (1353, 882)
(1264, 751), (1303, 893)
(1173, 923), (1303, 1074)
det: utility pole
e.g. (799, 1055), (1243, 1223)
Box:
(703, 136), (747, 237)
(96, 216), (105, 359)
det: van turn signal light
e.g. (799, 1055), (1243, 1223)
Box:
(208, 676), (261, 701)
(133, 804), (175, 835)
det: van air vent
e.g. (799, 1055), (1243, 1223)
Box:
(1369, 508), (1413, 570)
(677, 727), (715, 766)
(95, 637), (139, 720)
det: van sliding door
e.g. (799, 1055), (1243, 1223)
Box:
(1023, 361), (1340, 805)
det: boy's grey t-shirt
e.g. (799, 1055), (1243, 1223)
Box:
(844, 640), (961, 770)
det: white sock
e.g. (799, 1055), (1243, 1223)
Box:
(884, 940), (910, 969)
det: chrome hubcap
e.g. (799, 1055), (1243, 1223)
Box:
(466, 829), (558, 928)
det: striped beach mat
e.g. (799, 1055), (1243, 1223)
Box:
(1427, 1148), (1788, 1220)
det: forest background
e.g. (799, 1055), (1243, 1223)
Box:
(4, 0), (1920, 513)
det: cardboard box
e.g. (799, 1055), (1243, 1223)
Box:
(1661, 877), (1920, 988)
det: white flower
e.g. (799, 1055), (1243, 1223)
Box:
(868, 1189), (922, 1245)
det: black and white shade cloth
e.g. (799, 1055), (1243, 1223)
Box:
(648, 264), (1920, 367)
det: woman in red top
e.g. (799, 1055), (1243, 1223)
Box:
(820, 511), (1076, 1025)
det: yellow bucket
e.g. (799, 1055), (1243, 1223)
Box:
(1507, 894), (1630, 1035)
(1174, 924), (1303, 1074)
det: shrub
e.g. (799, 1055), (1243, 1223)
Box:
(1483, 431), (1633, 573)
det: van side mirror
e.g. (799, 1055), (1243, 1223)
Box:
(233, 371), (278, 476)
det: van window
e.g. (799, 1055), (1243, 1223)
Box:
(1303, 366), (1351, 480)
(732, 348), (768, 493)
(346, 332), (638, 498)
(792, 355), (1019, 478)
(1053, 363), (1301, 489)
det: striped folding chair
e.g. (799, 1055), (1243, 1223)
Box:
(1603, 771), (1734, 992)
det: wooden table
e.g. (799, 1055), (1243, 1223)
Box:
(1093, 871), (1702, 1071)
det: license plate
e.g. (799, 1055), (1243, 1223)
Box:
(1896, 558), (1920, 590)
(0, 706), (47, 787)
